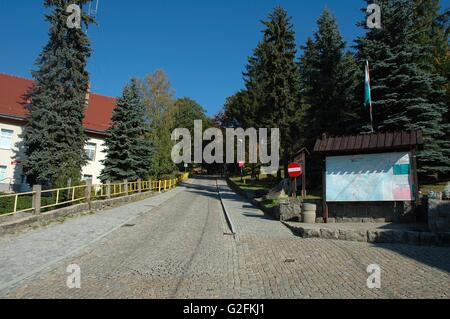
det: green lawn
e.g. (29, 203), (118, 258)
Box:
(230, 175), (322, 200)
(420, 181), (450, 194)
(230, 176), (279, 191)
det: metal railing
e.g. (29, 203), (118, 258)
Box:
(0, 173), (190, 217)
(0, 190), (36, 216)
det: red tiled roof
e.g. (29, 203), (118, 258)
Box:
(0, 73), (116, 133)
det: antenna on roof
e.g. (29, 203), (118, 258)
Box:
(88, 0), (100, 18)
(85, 0), (99, 35)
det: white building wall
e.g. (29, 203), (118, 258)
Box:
(81, 136), (106, 185)
(0, 122), (25, 192)
(0, 120), (106, 191)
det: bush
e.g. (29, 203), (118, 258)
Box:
(0, 193), (61, 216)
(0, 194), (33, 215)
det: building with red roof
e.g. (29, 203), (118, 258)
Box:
(0, 73), (117, 191)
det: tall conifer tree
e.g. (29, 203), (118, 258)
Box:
(23, 0), (93, 187)
(258, 7), (302, 176)
(356, 0), (449, 178)
(300, 9), (360, 149)
(100, 80), (153, 182)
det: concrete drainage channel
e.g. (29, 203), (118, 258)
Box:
(216, 180), (236, 237)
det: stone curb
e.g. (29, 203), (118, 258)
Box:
(282, 222), (450, 247)
(226, 178), (276, 217)
(0, 190), (164, 236)
(216, 180), (236, 235)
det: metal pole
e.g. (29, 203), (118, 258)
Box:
(291, 177), (297, 199)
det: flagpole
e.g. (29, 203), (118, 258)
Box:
(365, 60), (375, 133)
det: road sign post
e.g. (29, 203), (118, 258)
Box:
(239, 161), (245, 183)
(288, 163), (303, 199)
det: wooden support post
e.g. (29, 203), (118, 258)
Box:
(106, 180), (111, 199)
(411, 149), (420, 222)
(85, 180), (92, 210)
(138, 179), (142, 193)
(322, 163), (328, 224)
(32, 185), (41, 215)
(149, 179), (152, 192)
(159, 180), (162, 192)
(301, 152), (307, 198)
(164, 180), (167, 191)
(411, 149), (420, 204)
(124, 179), (129, 195)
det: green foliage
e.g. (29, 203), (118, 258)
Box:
(355, 0), (450, 178)
(223, 7), (303, 177)
(300, 9), (361, 148)
(0, 194), (55, 216)
(140, 70), (177, 178)
(100, 80), (153, 182)
(22, 0), (93, 188)
(173, 97), (209, 132)
(259, 7), (302, 166)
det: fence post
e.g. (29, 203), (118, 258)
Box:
(124, 179), (129, 196)
(106, 180), (111, 199)
(32, 185), (41, 215)
(159, 180), (162, 193)
(164, 180), (167, 191)
(85, 180), (92, 210)
(149, 178), (152, 192)
(138, 179), (142, 193)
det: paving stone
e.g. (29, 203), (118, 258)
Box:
(320, 228), (339, 240)
(339, 229), (367, 242)
(1, 178), (449, 299)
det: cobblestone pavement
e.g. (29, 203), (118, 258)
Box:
(2, 177), (450, 299)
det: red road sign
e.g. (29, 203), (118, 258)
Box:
(238, 161), (245, 168)
(288, 163), (302, 178)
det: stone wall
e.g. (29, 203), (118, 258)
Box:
(0, 190), (158, 235)
(328, 201), (415, 223)
(305, 200), (416, 223)
(428, 199), (450, 233)
(273, 200), (302, 222)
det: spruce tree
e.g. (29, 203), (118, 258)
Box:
(100, 80), (153, 182)
(300, 9), (360, 149)
(355, 0), (449, 178)
(22, 0), (93, 187)
(258, 7), (302, 176)
(414, 0), (450, 169)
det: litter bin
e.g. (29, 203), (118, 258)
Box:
(301, 203), (317, 224)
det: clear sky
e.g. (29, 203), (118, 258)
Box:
(1, 1), (448, 116)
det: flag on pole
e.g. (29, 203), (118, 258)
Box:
(365, 60), (374, 132)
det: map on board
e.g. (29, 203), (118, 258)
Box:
(326, 152), (413, 202)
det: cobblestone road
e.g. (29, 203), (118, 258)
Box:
(1, 177), (449, 299)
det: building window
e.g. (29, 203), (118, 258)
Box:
(0, 129), (13, 150)
(86, 143), (97, 161)
(82, 175), (93, 182)
(0, 166), (7, 182)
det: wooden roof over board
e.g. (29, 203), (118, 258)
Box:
(314, 131), (424, 155)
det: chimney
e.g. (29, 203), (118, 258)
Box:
(85, 81), (91, 107)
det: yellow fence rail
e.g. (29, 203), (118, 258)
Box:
(0, 173), (190, 217)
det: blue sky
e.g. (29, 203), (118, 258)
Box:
(1, 1), (448, 116)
